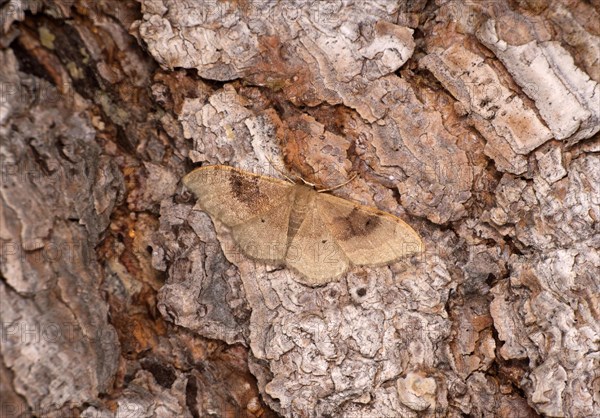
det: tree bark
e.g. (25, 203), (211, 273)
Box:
(1, 1), (598, 417)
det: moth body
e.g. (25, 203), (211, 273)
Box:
(286, 185), (316, 250)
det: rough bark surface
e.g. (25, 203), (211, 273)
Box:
(1, 1), (598, 417)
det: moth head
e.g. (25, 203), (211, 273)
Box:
(265, 154), (356, 193)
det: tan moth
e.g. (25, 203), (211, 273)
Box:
(183, 165), (423, 285)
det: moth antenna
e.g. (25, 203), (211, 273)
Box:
(317, 173), (358, 193)
(265, 155), (297, 184)
(299, 177), (318, 188)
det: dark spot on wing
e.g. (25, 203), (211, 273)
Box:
(228, 172), (269, 210)
(356, 287), (367, 297)
(334, 207), (381, 240)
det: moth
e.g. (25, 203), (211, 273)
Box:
(183, 165), (423, 285)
